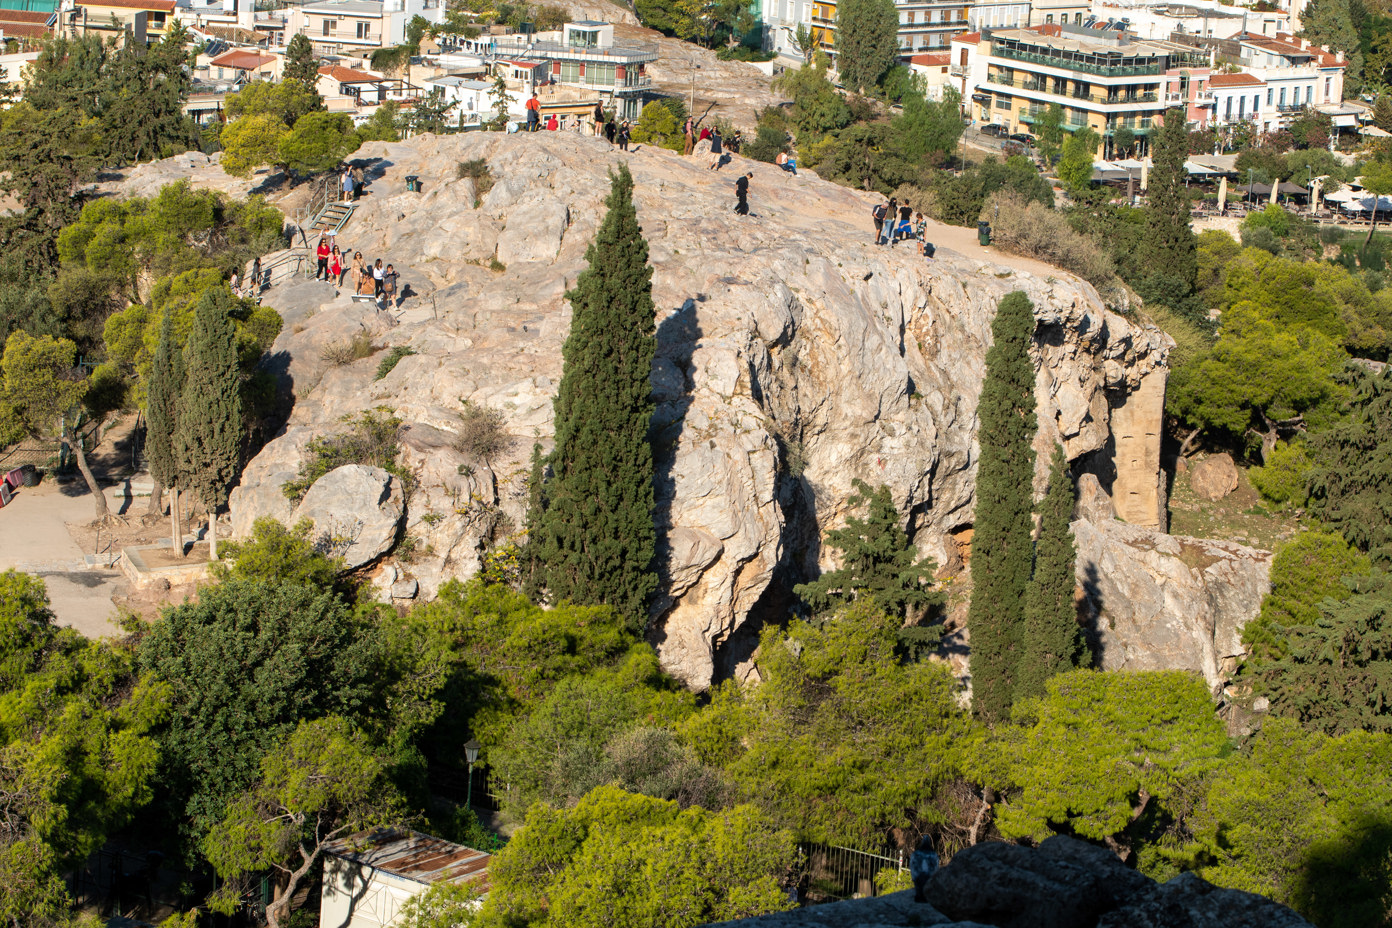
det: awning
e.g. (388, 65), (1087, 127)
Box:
(1276, 181), (1309, 196)
(1361, 125), (1392, 138)
(1237, 182), (1273, 196)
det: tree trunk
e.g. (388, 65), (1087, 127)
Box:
(266, 844), (324, 928)
(68, 430), (108, 521)
(208, 505), (218, 561)
(1177, 426), (1203, 459)
(146, 480), (164, 518)
(1366, 215), (1378, 249)
(171, 486), (183, 556)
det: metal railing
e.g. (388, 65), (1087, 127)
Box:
(801, 843), (905, 901)
(993, 44), (1163, 77)
(484, 36), (659, 61)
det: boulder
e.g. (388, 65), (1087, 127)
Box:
(701, 837), (1312, 928)
(292, 464), (404, 569)
(1190, 453), (1240, 501)
(1074, 519), (1272, 690)
(1075, 473), (1115, 524)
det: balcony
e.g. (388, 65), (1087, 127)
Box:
(986, 72), (1015, 86)
(949, 64), (967, 76)
(484, 37), (660, 62)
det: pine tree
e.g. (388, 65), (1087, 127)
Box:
(1376, 94), (1392, 133)
(1300, 0), (1363, 91)
(530, 165), (657, 629)
(284, 34), (320, 89)
(835, 0), (899, 94)
(1142, 108), (1198, 300)
(175, 288), (243, 560)
(146, 308), (184, 547)
(1016, 444), (1085, 701)
(966, 291), (1038, 722)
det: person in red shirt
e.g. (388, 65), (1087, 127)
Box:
(545, 113), (558, 131)
(315, 237), (330, 280)
(329, 245), (342, 285)
(525, 92), (540, 132)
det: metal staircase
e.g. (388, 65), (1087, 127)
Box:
(308, 200), (357, 236)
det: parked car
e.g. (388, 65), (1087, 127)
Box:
(980, 124), (1007, 138)
(1009, 132), (1035, 146)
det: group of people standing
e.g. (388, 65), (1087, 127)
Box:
(523, 94), (632, 149)
(872, 197), (936, 260)
(315, 236), (399, 307)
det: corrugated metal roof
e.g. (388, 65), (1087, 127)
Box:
(325, 828), (492, 890)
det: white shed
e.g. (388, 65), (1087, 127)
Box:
(320, 827), (491, 928)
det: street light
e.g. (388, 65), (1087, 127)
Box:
(464, 739), (481, 810)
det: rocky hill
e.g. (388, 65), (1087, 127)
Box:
(128, 130), (1264, 691)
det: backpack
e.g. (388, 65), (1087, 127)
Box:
(872, 204), (886, 222)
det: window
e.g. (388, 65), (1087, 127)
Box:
(995, 95), (1011, 108)
(559, 61), (579, 81)
(323, 18), (336, 34)
(1252, 93), (1259, 112)
(1324, 76), (1331, 99)
(589, 63), (615, 85)
(906, 11), (914, 23)
(1238, 95), (1244, 118)
(1225, 95), (1231, 120)
(1267, 87), (1272, 105)
(1279, 86), (1285, 107)
(356, 21), (369, 38)
(960, 48), (968, 66)
(1075, 12), (1081, 22)
(1045, 13), (1053, 22)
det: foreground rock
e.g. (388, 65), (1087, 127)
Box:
(189, 130), (1176, 688)
(1189, 452), (1239, 501)
(702, 836), (1312, 928)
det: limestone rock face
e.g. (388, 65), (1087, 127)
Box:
(292, 465), (404, 568)
(208, 131), (1174, 689)
(1190, 452), (1240, 501)
(1074, 518), (1272, 690)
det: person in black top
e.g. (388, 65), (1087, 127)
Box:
(735, 172), (751, 215)
(604, 117), (616, 143)
(896, 202), (913, 244)
(617, 120), (631, 151)
(708, 129), (724, 170)
(592, 103), (605, 137)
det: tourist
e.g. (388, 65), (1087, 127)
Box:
(592, 102), (605, 137)
(545, 113), (558, 131)
(525, 92), (540, 131)
(698, 125), (711, 143)
(341, 169), (354, 203)
(228, 269), (240, 297)
(350, 251), (365, 289)
(356, 256), (373, 296)
(880, 199), (897, 245)
(604, 117), (617, 144)
(250, 256), (262, 296)
(914, 211), (927, 242)
(372, 258), (385, 298)
(329, 245), (342, 286)
(683, 117), (695, 156)
(382, 263), (399, 307)
(708, 127), (724, 171)
(352, 165), (365, 200)
(734, 171), (751, 216)
(896, 201), (913, 244)
(617, 120), (631, 151)
(728, 130), (742, 155)
(315, 236), (330, 279)
(872, 200), (887, 243)
(776, 150), (797, 176)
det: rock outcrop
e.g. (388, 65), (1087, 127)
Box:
(1189, 452), (1240, 501)
(702, 836), (1312, 928)
(205, 130), (1178, 688)
(292, 465), (404, 569)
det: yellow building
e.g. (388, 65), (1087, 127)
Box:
(67, 0), (174, 43)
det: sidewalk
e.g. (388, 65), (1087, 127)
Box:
(0, 481), (124, 639)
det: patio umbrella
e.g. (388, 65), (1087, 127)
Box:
(1277, 181), (1308, 197)
(1310, 179), (1321, 210)
(1141, 160), (1149, 192)
(1270, 181), (1279, 206)
(1218, 175), (1227, 212)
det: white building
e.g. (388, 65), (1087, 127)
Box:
(1207, 31), (1346, 134)
(1087, 0), (1290, 42)
(320, 828), (490, 928)
(272, 0), (443, 54)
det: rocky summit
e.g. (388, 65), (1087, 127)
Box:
(218, 130), (1259, 689)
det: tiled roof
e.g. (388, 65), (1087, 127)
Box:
(0, 19), (48, 34)
(210, 49), (276, 69)
(909, 53), (951, 66)
(0, 9), (50, 22)
(1208, 72), (1265, 87)
(318, 64), (382, 82)
(952, 31), (981, 44)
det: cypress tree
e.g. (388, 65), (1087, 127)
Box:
(1142, 108), (1197, 299)
(176, 288), (243, 560)
(531, 164), (657, 629)
(284, 34), (320, 90)
(146, 307), (185, 550)
(967, 291), (1038, 722)
(1017, 444), (1085, 701)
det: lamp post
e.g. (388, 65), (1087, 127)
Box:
(464, 739), (481, 810)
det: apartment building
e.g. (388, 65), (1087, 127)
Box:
(965, 24), (1212, 155)
(895, 1), (971, 53)
(272, 0), (442, 54)
(450, 21), (658, 120)
(1194, 30), (1345, 134)
(66, 0), (174, 43)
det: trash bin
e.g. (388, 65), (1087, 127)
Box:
(977, 221), (992, 246)
(20, 464), (39, 488)
(405, 175), (421, 193)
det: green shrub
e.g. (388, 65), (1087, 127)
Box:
(1249, 440), (1313, 507)
(374, 345), (416, 381)
(456, 158), (494, 199)
(282, 410), (405, 501)
(454, 400), (512, 462)
(981, 190), (1120, 293)
(1241, 529), (1371, 660)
